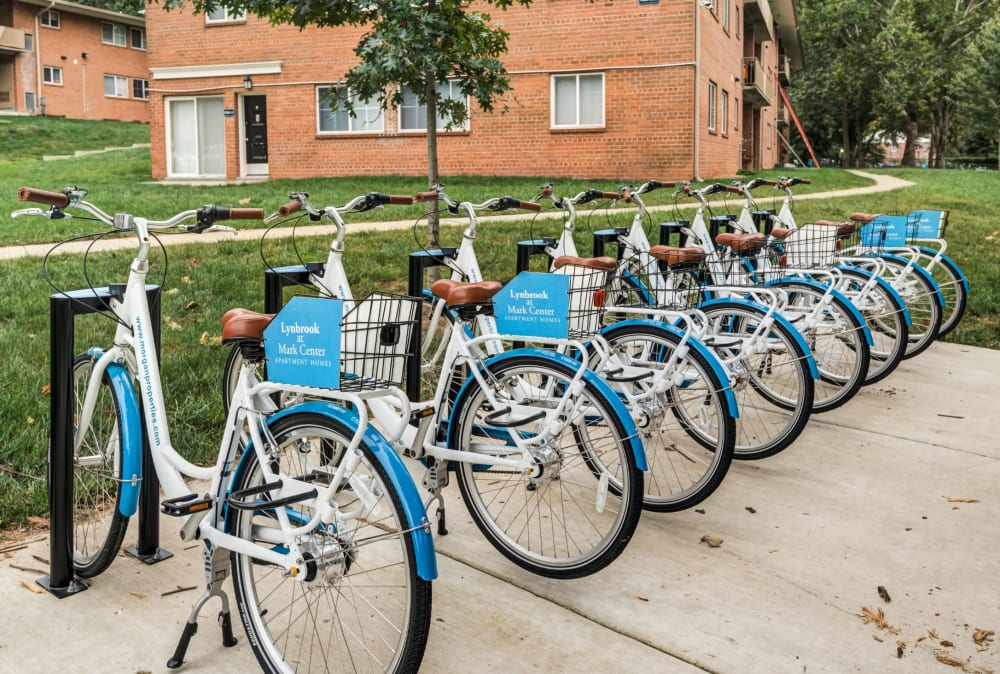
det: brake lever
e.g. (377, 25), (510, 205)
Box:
(11, 207), (58, 219)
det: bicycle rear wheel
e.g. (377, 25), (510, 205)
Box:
(451, 354), (643, 578)
(833, 267), (908, 384)
(598, 323), (736, 511)
(913, 249), (967, 338)
(873, 256), (942, 359)
(71, 353), (130, 578)
(229, 412), (431, 674)
(697, 301), (814, 459)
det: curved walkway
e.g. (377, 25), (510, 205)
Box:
(0, 170), (913, 261)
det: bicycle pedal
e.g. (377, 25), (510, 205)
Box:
(162, 493), (213, 517)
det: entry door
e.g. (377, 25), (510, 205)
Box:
(243, 95), (268, 176)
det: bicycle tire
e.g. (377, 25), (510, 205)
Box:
(229, 411), (432, 674)
(221, 344), (246, 414)
(768, 279), (870, 413)
(696, 300), (815, 459)
(450, 353), (643, 578)
(833, 267), (908, 384)
(598, 322), (736, 510)
(913, 248), (968, 338)
(71, 353), (130, 578)
(873, 255), (942, 359)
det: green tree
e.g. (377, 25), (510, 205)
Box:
(163, 0), (530, 248)
(75, 0), (145, 16)
(955, 14), (1000, 169)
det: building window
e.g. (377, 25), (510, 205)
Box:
(25, 92), (36, 111)
(722, 0), (730, 32)
(734, 97), (739, 130)
(721, 89), (729, 136)
(707, 80), (718, 132)
(735, 7), (740, 38)
(206, 8), (246, 23)
(40, 10), (60, 28)
(102, 22), (127, 46)
(551, 73), (604, 128)
(104, 74), (128, 98)
(317, 86), (384, 134)
(399, 81), (469, 132)
(25, 33), (33, 51)
(43, 66), (62, 85)
(132, 78), (149, 100)
(767, 122), (773, 149)
(130, 28), (147, 50)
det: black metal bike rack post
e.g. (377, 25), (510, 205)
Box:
(406, 249), (457, 402)
(40, 285), (162, 598)
(591, 228), (628, 259)
(263, 263), (325, 314)
(753, 209), (777, 235)
(659, 221), (691, 247)
(514, 239), (556, 274)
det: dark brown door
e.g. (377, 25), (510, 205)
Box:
(243, 95), (268, 164)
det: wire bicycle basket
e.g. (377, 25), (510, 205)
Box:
(339, 293), (422, 391)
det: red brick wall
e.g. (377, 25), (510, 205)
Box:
(15, 1), (149, 121)
(147, 2), (781, 181)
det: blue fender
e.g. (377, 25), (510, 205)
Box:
(99, 358), (144, 518)
(446, 348), (647, 471)
(696, 297), (820, 380)
(912, 246), (970, 293)
(833, 265), (912, 327)
(232, 401), (437, 582)
(599, 318), (739, 418)
(763, 276), (875, 347)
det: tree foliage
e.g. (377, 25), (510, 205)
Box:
(73, 0), (145, 16)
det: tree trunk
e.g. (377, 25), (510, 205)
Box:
(841, 104), (852, 168)
(900, 112), (919, 167)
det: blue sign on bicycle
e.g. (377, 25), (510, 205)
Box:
(264, 296), (343, 388)
(493, 272), (569, 339)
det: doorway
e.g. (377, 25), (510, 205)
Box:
(242, 95), (268, 177)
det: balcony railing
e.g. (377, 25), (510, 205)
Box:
(742, 57), (772, 107)
(0, 26), (27, 52)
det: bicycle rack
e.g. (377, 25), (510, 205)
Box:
(753, 209), (777, 235)
(589, 229), (628, 260)
(264, 263), (326, 313)
(659, 221), (691, 247)
(514, 238), (557, 274)
(407, 248), (457, 402)
(42, 285), (166, 598)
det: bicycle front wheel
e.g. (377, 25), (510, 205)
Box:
(834, 267), (908, 384)
(71, 353), (130, 578)
(874, 256), (942, 359)
(451, 354), (643, 578)
(229, 412), (431, 674)
(914, 250), (967, 337)
(598, 323), (736, 511)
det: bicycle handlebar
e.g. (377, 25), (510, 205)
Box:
(17, 187), (70, 207)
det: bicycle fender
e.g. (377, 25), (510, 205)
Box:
(913, 246), (970, 293)
(599, 318), (739, 418)
(763, 277), (875, 347)
(446, 348), (647, 471)
(233, 401), (437, 582)
(102, 360), (143, 518)
(834, 265), (912, 328)
(866, 253), (946, 309)
(697, 297), (821, 380)
(618, 269), (656, 305)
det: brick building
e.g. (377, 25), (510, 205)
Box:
(0, 0), (149, 122)
(144, 1), (801, 181)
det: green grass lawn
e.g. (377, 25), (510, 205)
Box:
(0, 116), (997, 529)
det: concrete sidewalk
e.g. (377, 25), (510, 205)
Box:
(1, 340), (997, 673)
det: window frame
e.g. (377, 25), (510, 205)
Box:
(205, 7), (247, 24)
(316, 85), (385, 135)
(43, 66), (62, 85)
(24, 32), (33, 51)
(707, 80), (718, 133)
(102, 22), (127, 47)
(40, 10), (60, 29)
(130, 27), (147, 51)
(398, 81), (470, 133)
(721, 89), (729, 137)
(550, 72), (605, 130)
(722, 0), (731, 32)
(132, 78), (149, 100)
(104, 74), (128, 98)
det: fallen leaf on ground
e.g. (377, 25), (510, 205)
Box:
(41, 383), (51, 395)
(199, 332), (222, 346)
(878, 585), (891, 602)
(700, 535), (723, 548)
(239, 197), (252, 205)
(946, 497), (979, 503)
(636, 594), (649, 602)
(859, 606), (898, 633)
(129, 591), (145, 599)
(20, 579), (44, 594)
(973, 629), (995, 646)
(940, 640), (954, 648)
(165, 317), (183, 331)
(934, 652), (965, 667)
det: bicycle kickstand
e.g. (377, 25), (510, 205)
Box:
(422, 458), (450, 536)
(167, 542), (237, 669)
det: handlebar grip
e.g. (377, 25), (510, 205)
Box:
(798, 178), (812, 185)
(226, 208), (265, 220)
(648, 180), (676, 190)
(18, 187), (69, 207)
(725, 185), (744, 194)
(518, 200), (542, 212)
(278, 200), (303, 216)
(414, 191), (439, 202)
(387, 194), (414, 205)
(597, 191), (620, 199)
(760, 179), (777, 186)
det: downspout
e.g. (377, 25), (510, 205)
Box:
(34, 1), (56, 115)
(692, 0), (701, 180)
